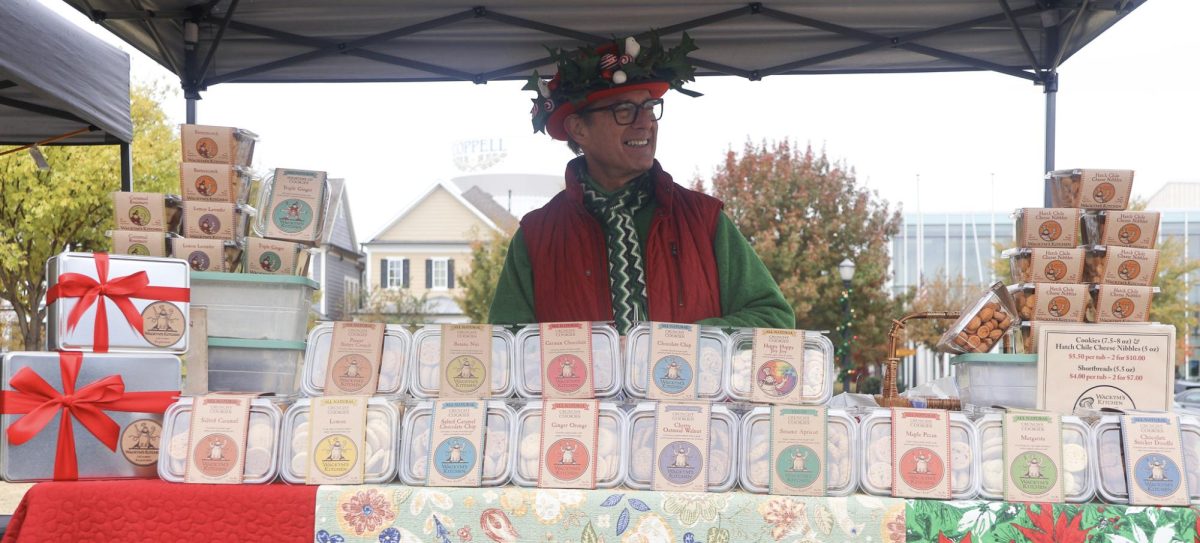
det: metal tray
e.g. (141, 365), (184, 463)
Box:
(157, 396), (282, 484)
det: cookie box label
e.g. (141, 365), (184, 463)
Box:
(1032, 283), (1089, 322)
(1002, 412), (1064, 502)
(426, 400), (487, 487)
(323, 322), (386, 396)
(647, 322), (700, 400)
(264, 169), (325, 243)
(180, 163), (238, 202)
(439, 324), (492, 398)
(113, 192), (166, 232)
(652, 402), (711, 492)
(182, 125), (237, 164)
(539, 322), (594, 399)
(769, 406), (826, 496)
(306, 396), (368, 485)
(245, 237), (300, 275)
(1102, 211), (1160, 248)
(172, 238), (227, 272)
(1030, 248), (1085, 283)
(1101, 247), (1159, 286)
(185, 394), (253, 484)
(890, 408), (952, 499)
(537, 400), (600, 489)
(1121, 414), (1190, 506)
(1075, 169), (1134, 210)
(1018, 208), (1081, 248)
(751, 328), (807, 404)
(1095, 285), (1153, 323)
(183, 201), (235, 239)
(111, 230), (167, 257)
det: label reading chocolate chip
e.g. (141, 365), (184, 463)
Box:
(1019, 208), (1080, 248)
(647, 322), (700, 400)
(1030, 248), (1085, 283)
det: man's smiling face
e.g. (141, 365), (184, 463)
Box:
(568, 88), (658, 188)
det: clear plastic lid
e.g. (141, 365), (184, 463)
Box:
(510, 401), (627, 488)
(624, 403), (740, 492)
(277, 397), (400, 484)
(975, 414), (1095, 502)
(858, 409), (979, 499)
(157, 397), (282, 484)
(397, 400), (515, 487)
(738, 407), (857, 495)
(408, 325), (516, 398)
(726, 329), (835, 404)
(301, 323), (412, 397)
(513, 323), (622, 398)
(623, 323), (729, 401)
(251, 172), (330, 244)
(1092, 415), (1200, 504)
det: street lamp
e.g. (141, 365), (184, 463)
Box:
(838, 258), (856, 393)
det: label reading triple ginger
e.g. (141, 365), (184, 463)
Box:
(182, 125), (236, 164)
(652, 402), (710, 492)
(538, 400), (600, 489)
(183, 201), (235, 239)
(539, 322), (594, 399)
(647, 322), (700, 400)
(1102, 211), (1160, 248)
(306, 396), (368, 485)
(1102, 247), (1159, 286)
(1002, 412), (1064, 503)
(1020, 208), (1080, 248)
(890, 408), (952, 499)
(265, 169), (326, 242)
(1095, 285), (1153, 322)
(751, 328), (806, 404)
(439, 324), (491, 398)
(323, 322), (386, 395)
(1030, 248), (1084, 283)
(181, 163), (239, 202)
(111, 230), (167, 257)
(1032, 283), (1088, 322)
(246, 237), (299, 275)
(184, 394), (252, 484)
(426, 400), (487, 487)
(769, 406), (826, 496)
(1121, 414), (1191, 506)
(113, 192), (166, 231)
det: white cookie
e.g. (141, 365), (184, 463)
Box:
(870, 437), (892, 463)
(951, 441), (973, 469)
(247, 420), (273, 450)
(982, 459), (1003, 490)
(1063, 443), (1088, 473)
(867, 462), (892, 489)
(290, 451), (308, 477)
(245, 446), (271, 476)
(168, 431), (190, 461)
(1064, 471), (1081, 495)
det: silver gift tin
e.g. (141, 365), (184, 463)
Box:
(514, 323), (622, 399)
(623, 324), (730, 401)
(1092, 415), (1200, 504)
(158, 396), (282, 484)
(624, 403), (740, 492)
(738, 407), (858, 495)
(975, 414), (1095, 502)
(725, 329), (836, 405)
(301, 323), (412, 397)
(46, 252), (190, 354)
(408, 325), (516, 399)
(1, 351), (181, 482)
(397, 400), (515, 487)
(858, 409), (979, 499)
(511, 401), (627, 488)
(279, 397), (401, 484)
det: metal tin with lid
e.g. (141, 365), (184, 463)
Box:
(278, 397), (400, 484)
(725, 329), (835, 404)
(301, 323), (412, 397)
(514, 323), (622, 399)
(975, 414), (1095, 502)
(157, 396), (282, 484)
(623, 323), (729, 401)
(738, 407), (858, 495)
(397, 400), (515, 486)
(408, 325), (516, 398)
(1092, 415), (1200, 504)
(511, 401), (627, 488)
(858, 409), (979, 499)
(624, 402), (739, 492)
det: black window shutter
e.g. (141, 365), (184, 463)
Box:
(380, 259), (387, 288)
(402, 258), (410, 288)
(425, 259), (433, 288)
(447, 259), (455, 289)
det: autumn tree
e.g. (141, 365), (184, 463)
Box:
(698, 139), (905, 376)
(456, 229), (511, 324)
(358, 288), (430, 327)
(903, 273), (986, 348)
(0, 83), (180, 350)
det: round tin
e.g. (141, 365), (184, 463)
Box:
(623, 324), (729, 401)
(513, 323), (622, 399)
(857, 409), (979, 499)
(408, 325), (516, 399)
(278, 397), (400, 484)
(157, 397), (282, 484)
(397, 400), (515, 487)
(975, 414), (1095, 502)
(624, 403), (739, 492)
(725, 329), (835, 404)
(510, 401), (628, 488)
(1092, 415), (1200, 504)
(737, 407), (858, 495)
(301, 323), (412, 397)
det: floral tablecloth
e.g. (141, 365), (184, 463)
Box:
(906, 500), (1200, 543)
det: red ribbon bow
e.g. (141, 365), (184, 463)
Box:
(0, 352), (179, 480)
(46, 253), (190, 352)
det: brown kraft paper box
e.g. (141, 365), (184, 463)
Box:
(111, 230), (168, 257)
(113, 192), (166, 232)
(181, 162), (240, 203)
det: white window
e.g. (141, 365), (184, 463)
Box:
(431, 258), (449, 290)
(385, 258), (407, 289)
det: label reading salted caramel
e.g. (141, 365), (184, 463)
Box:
(538, 400), (600, 489)
(439, 324), (491, 398)
(1002, 412), (1064, 503)
(426, 400), (487, 487)
(1095, 285), (1153, 322)
(172, 238), (227, 272)
(183, 201), (235, 239)
(1019, 208), (1080, 248)
(539, 322), (594, 399)
(182, 125), (237, 164)
(1121, 414), (1191, 506)
(1076, 169), (1134, 210)
(647, 322), (701, 400)
(769, 406), (826, 496)
(185, 394), (253, 484)
(323, 322), (386, 395)
(891, 408), (952, 499)
(1102, 247), (1159, 286)
(751, 328), (807, 404)
(245, 237), (299, 275)
(1032, 283), (1088, 322)
(111, 230), (167, 257)
(113, 192), (166, 231)
(181, 163), (238, 202)
(306, 396), (368, 485)
(265, 169), (325, 243)
(1030, 248), (1085, 283)
(652, 403), (711, 492)
(1102, 211), (1160, 248)
(1036, 323), (1175, 415)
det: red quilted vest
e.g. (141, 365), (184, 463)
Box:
(521, 157), (724, 325)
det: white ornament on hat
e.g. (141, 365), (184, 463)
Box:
(612, 71), (627, 84)
(537, 79), (550, 98)
(624, 36), (641, 57)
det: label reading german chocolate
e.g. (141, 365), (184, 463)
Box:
(306, 396), (368, 484)
(439, 324), (491, 398)
(1102, 211), (1160, 248)
(113, 192), (166, 232)
(1032, 283), (1088, 322)
(1121, 414), (1190, 506)
(1020, 208), (1080, 248)
(769, 406), (826, 496)
(1031, 248), (1085, 283)
(185, 394), (253, 484)
(111, 230), (167, 257)
(1077, 169), (1134, 210)
(652, 403), (711, 492)
(426, 400), (487, 487)
(265, 169), (325, 243)
(172, 238), (227, 272)
(183, 201), (235, 239)
(323, 322), (386, 395)
(246, 237), (299, 275)
(891, 408), (952, 499)
(182, 125), (236, 164)
(1002, 412), (1064, 503)
(538, 322), (594, 399)
(1102, 247), (1159, 286)
(1095, 285), (1153, 322)
(181, 163), (238, 202)
(647, 322), (700, 400)
(751, 328), (806, 404)
(538, 400), (600, 489)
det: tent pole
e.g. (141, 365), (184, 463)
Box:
(1043, 71), (1058, 207)
(120, 142), (132, 192)
(186, 98), (197, 124)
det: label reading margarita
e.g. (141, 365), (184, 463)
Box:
(1002, 412), (1064, 502)
(439, 324), (491, 398)
(1121, 414), (1191, 506)
(185, 394), (252, 484)
(890, 408), (952, 499)
(647, 322), (700, 400)
(537, 400), (599, 489)
(751, 328), (806, 404)
(769, 406), (826, 496)
(539, 322), (594, 399)
(426, 400), (487, 487)
(323, 322), (386, 395)
(651, 402), (710, 492)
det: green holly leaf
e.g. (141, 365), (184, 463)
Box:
(581, 522), (600, 543)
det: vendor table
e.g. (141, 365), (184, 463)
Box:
(4, 482), (1198, 542)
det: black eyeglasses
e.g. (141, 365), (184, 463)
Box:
(577, 98), (664, 125)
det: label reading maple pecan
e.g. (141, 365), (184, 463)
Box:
(539, 322), (594, 399)
(1094, 285), (1153, 322)
(1018, 208), (1081, 248)
(439, 324), (491, 398)
(1032, 283), (1088, 322)
(751, 328), (807, 404)
(111, 230), (167, 257)
(890, 408), (952, 499)
(647, 323), (700, 400)
(1002, 412), (1064, 503)
(181, 125), (236, 164)
(652, 403), (711, 492)
(245, 237), (300, 275)
(769, 406), (826, 496)
(1121, 414), (1191, 506)
(538, 400), (600, 489)
(1102, 211), (1160, 248)
(323, 322), (385, 395)
(180, 162), (238, 202)
(306, 396), (368, 484)
(1030, 248), (1085, 283)
(113, 192), (166, 231)
(1101, 247), (1159, 286)
(185, 395), (252, 484)
(183, 201), (236, 239)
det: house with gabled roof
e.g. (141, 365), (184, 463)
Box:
(309, 178), (366, 321)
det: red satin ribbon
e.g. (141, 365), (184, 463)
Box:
(45, 253), (190, 352)
(0, 352), (179, 480)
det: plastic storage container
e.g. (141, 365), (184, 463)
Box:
(398, 400), (515, 486)
(623, 324), (729, 401)
(252, 171), (331, 246)
(1013, 208), (1083, 248)
(1081, 210), (1160, 249)
(936, 281), (1017, 355)
(951, 354), (1037, 409)
(511, 401), (627, 488)
(726, 329), (835, 404)
(181, 124), (259, 168)
(207, 338), (305, 395)
(158, 397), (282, 484)
(1004, 248), (1086, 285)
(1082, 246), (1160, 286)
(975, 414), (1095, 502)
(1011, 283), (1090, 322)
(278, 397), (401, 484)
(301, 323), (411, 397)
(513, 323), (622, 398)
(170, 238), (244, 273)
(858, 409), (979, 499)
(408, 325), (516, 398)
(1046, 169), (1134, 210)
(1092, 415), (1200, 504)
(189, 271), (318, 342)
(738, 407), (858, 495)
(624, 403), (739, 492)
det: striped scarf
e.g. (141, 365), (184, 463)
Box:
(581, 172), (653, 334)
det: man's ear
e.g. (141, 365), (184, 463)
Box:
(565, 114), (589, 146)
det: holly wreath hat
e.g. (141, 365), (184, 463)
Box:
(525, 32), (701, 141)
